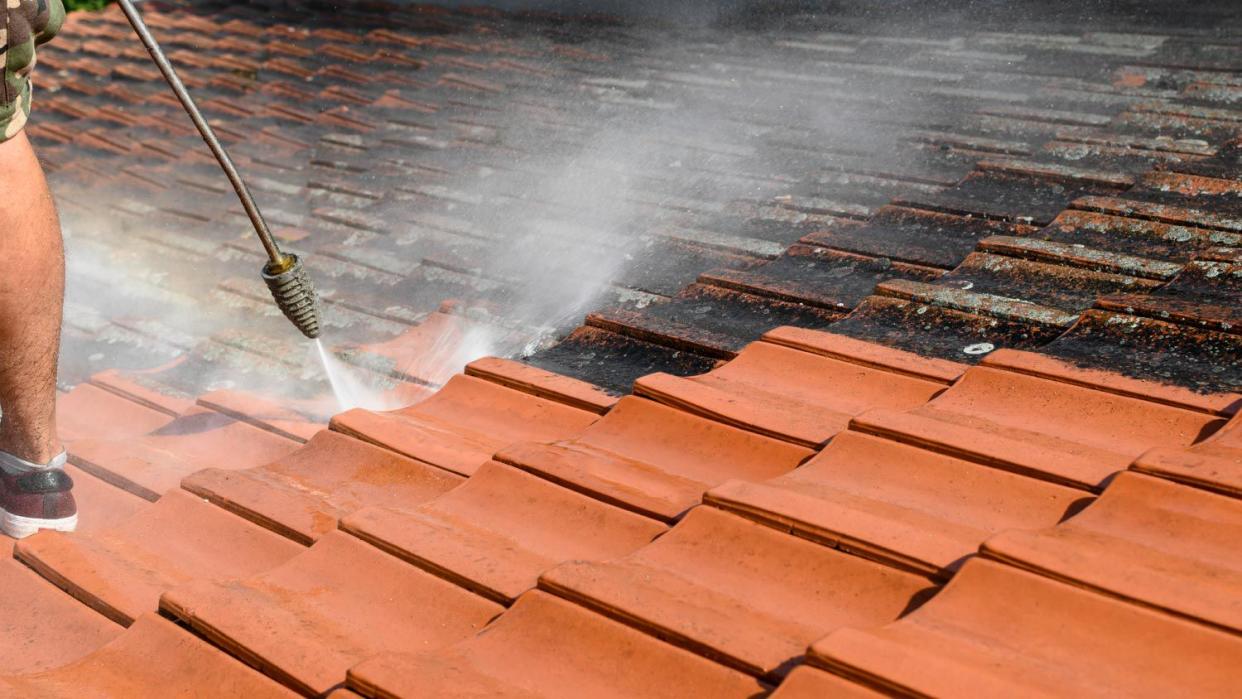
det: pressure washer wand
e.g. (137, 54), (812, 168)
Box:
(116, 0), (322, 339)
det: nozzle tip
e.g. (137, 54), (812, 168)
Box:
(262, 254), (322, 339)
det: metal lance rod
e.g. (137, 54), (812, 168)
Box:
(116, 0), (322, 339)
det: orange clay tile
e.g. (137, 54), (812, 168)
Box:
(160, 531), (503, 696)
(982, 471), (1242, 633)
(182, 430), (462, 545)
(56, 383), (173, 445)
(809, 558), (1242, 697)
(852, 366), (1224, 490)
(346, 590), (767, 698)
(540, 507), (934, 679)
(0, 614), (296, 698)
(706, 430), (1089, 578)
(769, 666), (887, 699)
(87, 368), (195, 416)
(68, 406), (301, 500)
(495, 396), (813, 521)
(341, 460), (666, 603)
(761, 326), (965, 384)
(0, 559), (121, 674)
(634, 341), (947, 448)
(981, 348), (1240, 417)
(1133, 412), (1242, 497)
(65, 465), (149, 535)
(15, 489), (302, 626)
(196, 389), (324, 442)
(330, 374), (599, 477)
(465, 356), (618, 414)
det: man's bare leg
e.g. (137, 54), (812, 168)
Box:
(0, 131), (64, 464)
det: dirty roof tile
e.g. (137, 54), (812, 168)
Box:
(68, 405), (301, 501)
(540, 506), (935, 679)
(330, 374), (598, 476)
(161, 531), (503, 696)
(852, 363), (1224, 490)
(808, 558), (1242, 697)
(526, 326), (720, 396)
(182, 430), (462, 545)
(635, 340), (947, 448)
(347, 590), (767, 698)
(982, 471), (1242, 633)
(496, 396), (812, 521)
(14, 489), (302, 626)
(707, 429), (1088, 578)
(0, 614), (296, 697)
(341, 460), (665, 603)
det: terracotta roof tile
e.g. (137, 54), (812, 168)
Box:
(161, 531), (503, 696)
(707, 429), (1087, 578)
(347, 591), (767, 698)
(1133, 411), (1242, 497)
(769, 665), (886, 699)
(68, 405), (301, 501)
(56, 383), (174, 445)
(341, 460), (665, 603)
(331, 374), (598, 476)
(182, 430), (462, 545)
(496, 396), (812, 521)
(852, 364), (1223, 490)
(982, 471), (1242, 633)
(809, 558), (1242, 697)
(0, 559), (122, 674)
(0, 615), (296, 698)
(541, 506), (934, 679)
(15, 490), (302, 626)
(635, 340), (947, 448)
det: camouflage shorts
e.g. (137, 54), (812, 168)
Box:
(1, 0), (64, 143)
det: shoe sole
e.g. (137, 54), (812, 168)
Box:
(1, 510), (77, 539)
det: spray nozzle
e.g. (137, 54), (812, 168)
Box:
(262, 254), (323, 339)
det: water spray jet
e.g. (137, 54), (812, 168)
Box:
(117, 0), (323, 340)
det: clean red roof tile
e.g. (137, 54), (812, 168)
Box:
(196, 389), (324, 442)
(68, 406), (301, 500)
(88, 369), (195, 416)
(706, 430), (1089, 578)
(65, 465), (149, 534)
(982, 471), (1242, 633)
(981, 348), (1240, 417)
(182, 430), (461, 545)
(347, 591), (767, 698)
(496, 396), (812, 521)
(15, 490), (302, 625)
(341, 460), (666, 603)
(56, 383), (173, 444)
(769, 665), (886, 699)
(330, 374), (598, 476)
(634, 340), (947, 448)
(761, 326), (966, 384)
(852, 365), (1223, 490)
(0, 559), (121, 674)
(0, 614), (296, 697)
(465, 356), (618, 414)
(1133, 411), (1242, 497)
(161, 530), (502, 695)
(809, 558), (1242, 697)
(541, 506), (934, 679)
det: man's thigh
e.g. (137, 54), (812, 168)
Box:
(1, 0), (66, 142)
